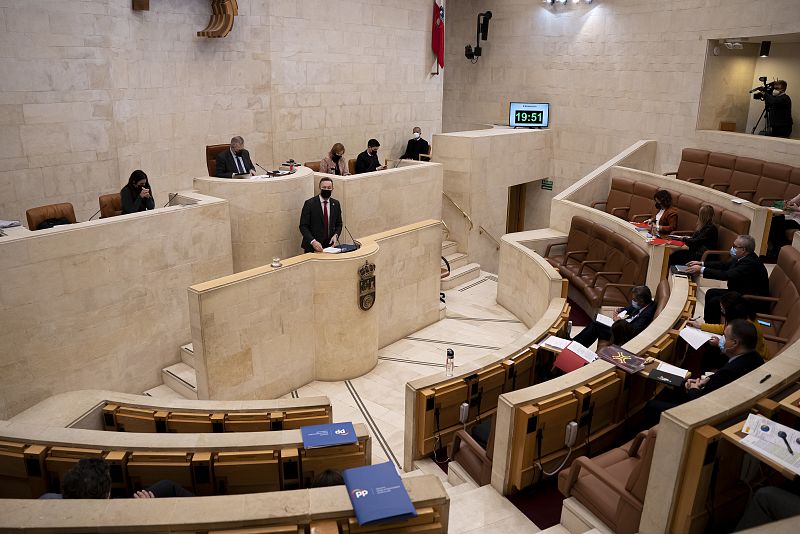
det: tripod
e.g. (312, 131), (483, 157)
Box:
(751, 104), (771, 135)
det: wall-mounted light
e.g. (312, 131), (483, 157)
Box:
(759, 40), (771, 57)
(724, 41), (744, 50)
(545, 0), (594, 5)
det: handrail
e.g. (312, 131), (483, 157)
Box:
(440, 218), (450, 239)
(442, 192), (474, 231)
(478, 225), (501, 250)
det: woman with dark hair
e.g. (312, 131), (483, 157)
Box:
(121, 170), (155, 214)
(642, 189), (678, 236)
(668, 204), (718, 265)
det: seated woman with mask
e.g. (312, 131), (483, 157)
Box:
(319, 143), (349, 176)
(571, 286), (656, 348)
(121, 169), (155, 214)
(641, 189), (678, 237)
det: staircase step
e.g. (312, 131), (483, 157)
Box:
(441, 263), (481, 290)
(539, 526), (571, 534)
(143, 384), (187, 400)
(161, 362), (198, 400)
(444, 252), (468, 270)
(180, 342), (195, 368)
(441, 240), (458, 256)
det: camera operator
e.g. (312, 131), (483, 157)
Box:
(760, 80), (793, 138)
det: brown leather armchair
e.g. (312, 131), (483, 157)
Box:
(304, 160), (321, 172)
(348, 159), (356, 175)
(558, 426), (658, 534)
(448, 417), (494, 486)
(99, 193), (122, 218)
(206, 144), (230, 176)
(26, 203), (77, 230)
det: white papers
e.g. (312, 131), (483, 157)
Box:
(0, 220), (20, 228)
(617, 310), (628, 320)
(566, 341), (598, 363)
(740, 414), (800, 476)
(322, 247), (342, 254)
(679, 326), (718, 350)
(731, 197), (750, 205)
(656, 362), (689, 379)
(542, 336), (570, 350)
(595, 313), (614, 327)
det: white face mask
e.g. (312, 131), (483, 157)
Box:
(773, 89), (783, 96)
(413, 132), (421, 139)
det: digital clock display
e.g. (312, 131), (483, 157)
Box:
(515, 110), (543, 124)
(509, 102), (550, 128)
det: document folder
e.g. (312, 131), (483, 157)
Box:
(343, 461), (417, 525)
(301, 422), (357, 449)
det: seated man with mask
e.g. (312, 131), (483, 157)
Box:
(215, 136), (256, 178)
(400, 126), (430, 160)
(570, 286), (656, 348)
(355, 139), (386, 174)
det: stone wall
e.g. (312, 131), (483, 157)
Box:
(0, 195), (233, 418)
(0, 1), (443, 224)
(443, 0), (800, 230)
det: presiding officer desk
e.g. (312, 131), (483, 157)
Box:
(194, 161), (443, 273)
(0, 192), (234, 421)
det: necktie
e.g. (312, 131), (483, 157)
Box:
(235, 156), (244, 174)
(323, 200), (329, 242)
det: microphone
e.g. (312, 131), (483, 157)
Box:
(163, 193), (178, 208)
(87, 208), (102, 221)
(341, 224), (361, 250)
(255, 162), (271, 175)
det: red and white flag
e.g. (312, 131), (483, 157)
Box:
(432, 1), (445, 69)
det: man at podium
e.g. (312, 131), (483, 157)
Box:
(299, 177), (343, 253)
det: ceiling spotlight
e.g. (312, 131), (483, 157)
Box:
(760, 40), (771, 57)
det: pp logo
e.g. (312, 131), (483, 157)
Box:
(335, 428), (348, 435)
(351, 489), (369, 499)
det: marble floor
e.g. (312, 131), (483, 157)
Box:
(282, 271), (529, 469)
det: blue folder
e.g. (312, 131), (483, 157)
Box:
(343, 461), (417, 525)
(300, 422), (358, 449)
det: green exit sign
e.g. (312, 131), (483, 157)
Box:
(541, 178), (553, 191)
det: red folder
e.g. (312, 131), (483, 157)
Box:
(649, 238), (685, 247)
(554, 348), (589, 373)
(631, 222), (650, 229)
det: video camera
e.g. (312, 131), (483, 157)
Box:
(750, 76), (775, 100)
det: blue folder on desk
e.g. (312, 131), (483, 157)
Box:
(300, 422), (357, 449)
(343, 461), (417, 526)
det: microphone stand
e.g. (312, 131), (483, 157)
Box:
(255, 162), (271, 175)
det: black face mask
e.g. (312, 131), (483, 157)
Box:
(320, 189), (332, 199)
(654, 201), (662, 210)
(332, 154), (341, 162)
(235, 149), (243, 156)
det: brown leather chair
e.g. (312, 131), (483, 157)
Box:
(304, 160), (321, 172)
(726, 156), (763, 200)
(26, 203), (77, 230)
(664, 148), (709, 182)
(348, 159), (356, 175)
(99, 193), (122, 218)
(558, 426), (658, 534)
(206, 144), (230, 176)
(448, 417), (495, 486)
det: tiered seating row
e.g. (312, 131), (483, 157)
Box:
(406, 299), (570, 465)
(103, 403), (332, 433)
(545, 215), (649, 309)
(593, 175), (751, 255)
(0, 425), (370, 499)
(0, 474), (449, 534)
(667, 148), (800, 206)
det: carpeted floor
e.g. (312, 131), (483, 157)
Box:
(567, 298), (592, 327)
(506, 476), (565, 529)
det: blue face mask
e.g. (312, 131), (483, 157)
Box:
(730, 246), (737, 257)
(631, 300), (641, 310)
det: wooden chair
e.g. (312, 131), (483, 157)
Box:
(348, 159), (356, 175)
(0, 441), (47, 498)
(214, 450), (281, 494)
(207, 144), (231, 176)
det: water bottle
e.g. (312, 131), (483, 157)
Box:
(445, 349), (454, 377)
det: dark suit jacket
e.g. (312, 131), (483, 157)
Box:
(686, 351), (763, 400)
(215, 148), (255, 178)
(620, 301), (657, 335)
(401, 138), (430, 160)
(683, 223), (718, 254)
(355, 150), (381, 174)
(703, 253), (770, 296)
(299, 196), (343, 252)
